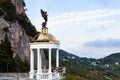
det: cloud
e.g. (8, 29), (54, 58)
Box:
(29, 9), (120, 59)
(84, 39), (120, 48)
(78, 47), (120, 58)
(49, 9), (120, 26)
(63, 42), (120, 58)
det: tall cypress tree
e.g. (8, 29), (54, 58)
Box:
(0, 33), (14, 72)
(0, 33), (29, 72)
(3, 33), (14, 63)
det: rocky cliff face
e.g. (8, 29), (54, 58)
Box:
(11, 0), (25, 14)
(0, 18), (30, 60)
(0, 0), (38, 61)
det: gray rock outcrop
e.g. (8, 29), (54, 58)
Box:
(0, 18), (30, 60)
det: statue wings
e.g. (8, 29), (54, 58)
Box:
(41, 9), (48, 22)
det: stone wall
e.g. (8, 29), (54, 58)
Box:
(0, 73), (29, 78)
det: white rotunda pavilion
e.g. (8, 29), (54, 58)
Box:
(29, 26), (64, 80)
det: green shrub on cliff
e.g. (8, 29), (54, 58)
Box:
(0, 0), (16, 21)
(17, 14), (38, 37)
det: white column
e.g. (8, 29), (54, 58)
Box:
(56, 49), (59, 67)
(29, 49), (35, 79)
(38, 48), (41, 72)
(49, 48), (52, 73)
(37, 48), (41, 79)
(49, 48), (52, 79)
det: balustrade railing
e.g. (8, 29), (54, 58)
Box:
(33, 68), (64, 80)
(42, 69), (49, 73)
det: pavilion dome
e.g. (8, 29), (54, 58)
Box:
(33, 32), (59, 43)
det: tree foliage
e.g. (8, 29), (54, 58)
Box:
(63, 75), (86, 80)
(17, 14), (38, 37)
(0, 33), (29, 72)
(0, 0), (16, 21)
(53, 50), (120, 80)
(0, 33), (14, 64)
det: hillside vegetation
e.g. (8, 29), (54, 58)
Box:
(57, 50), (120, 80)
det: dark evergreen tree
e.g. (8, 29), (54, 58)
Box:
(0, 33), (14, 72)
(0, 33), (29, 72)
(4, 33), (14, 62)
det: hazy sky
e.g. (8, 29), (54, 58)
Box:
(25, 0), (120, 58)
